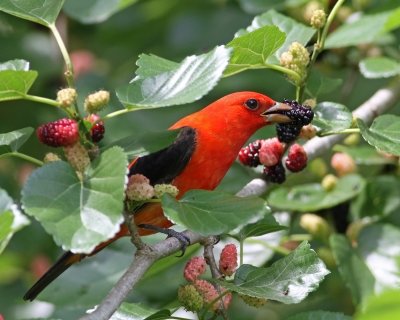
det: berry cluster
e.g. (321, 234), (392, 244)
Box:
(276, 99), (314, 143)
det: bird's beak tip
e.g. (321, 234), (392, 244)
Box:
(262, 102), (293, 124)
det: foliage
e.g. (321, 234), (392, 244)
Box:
(0, 0), (399, 319)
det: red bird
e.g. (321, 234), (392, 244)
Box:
(24, 91), (293, 301)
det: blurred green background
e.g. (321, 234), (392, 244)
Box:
(1, 0), (399, 319)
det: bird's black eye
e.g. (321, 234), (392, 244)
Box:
(244, 99), (259, 110)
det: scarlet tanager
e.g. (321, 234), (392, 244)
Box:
(24, 91), (294, 301)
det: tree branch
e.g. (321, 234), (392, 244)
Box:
(79, 81), (400, 320)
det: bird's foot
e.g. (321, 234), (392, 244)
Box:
(138, 224), (190, 257)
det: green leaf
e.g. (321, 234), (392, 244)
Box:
(105, 129), (179, 159)
(21, 147), (128, 254)
(268, 174), (365, 212)
(325, 10), (400, 48)
(0, 127), (34, 155)
(110, 302), (163, 320)
(358, 224), (400, 291)
(135, 54), (179, 79)
(333, 145), (396, 166)
(116, 46), (231, 108)
(355, 289), (400, 320)
(63, 0), (138, 24)
(237, 0), (284, 14)
(0, 0), (64, 26)
(143, 310), (173, 320)
(330, 234), (375, 306)
(313, 102), (353, 135)
(358, 115), (400, 156)
(0, 59), (38, 101)
(287, 310), (352, 320)
(161, 190), (269, 236)
(235, 10), (315, 64)
(0, 188), (30, 254)
(232, 213), (287, 241)
(351, 176), (400, 220)
(359, 57), (400, 79)
(222, 241), (329, 303)
(306, 71), (343, 97)
(224, 25), (286, 76)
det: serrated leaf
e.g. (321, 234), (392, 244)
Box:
(355, 289), (400, 320)
(0, 127), (34, 155)
(268, 174), (365, 212)
(135, 54), (179, 79)
(21, 147), (128, 253)
(116, 46), (231, 108)
(287, 310), (352, 320)
(235, 10), (315, 64)
(0, 188), (30, 254)
(224, 25), (286, 76)
(110, 302), (162, 320)
(330, 234), (375, 306)
(325, 10), (400, 48)
(63, 0), (138, 24)
(222, 241), (329, 303)
(359, 57), (400, 79)
(333, 145), (396, 166)
(358, 115), (400, 156)
(306, 71), (343, 97)
(313, 102), (352, 135)
(161, 190), (268, 236)
(105, 129), (179, 158)
(0, 60), (38, 101)
(358, 224), (400, 292)
(232, 213), (286, 241)
(0, 0), (64, 26)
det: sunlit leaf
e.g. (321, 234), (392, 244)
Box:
(359, 57), (400, 79)
(313, 102), (352, 135)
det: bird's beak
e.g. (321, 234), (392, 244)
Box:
(261, 102), (293, 123)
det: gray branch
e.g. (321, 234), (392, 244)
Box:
(79, 82), (400, 320)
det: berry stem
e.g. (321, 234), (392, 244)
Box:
(319, 128), (360, 136)
(0, 152), (44, 166)
(49, 23), (75, 89)
(263, 64), (302, 84)
(102, 107), (143, 121)
(239, 240), (244, 266)
(23, 94), (61, 108)
(246, 238), (291, 256)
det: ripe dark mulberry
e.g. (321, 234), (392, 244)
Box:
(283, 99), (314, 125)
(263, 162), (286, 184)
(276, 123), (302, 143)
(37, 118), (79, 147)
(91, 122), (105, 142)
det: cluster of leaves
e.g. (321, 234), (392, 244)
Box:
(0, 0), (400, 320)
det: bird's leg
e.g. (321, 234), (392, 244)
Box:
(137, 224), (191, 257)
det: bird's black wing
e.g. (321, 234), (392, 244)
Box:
(129, 126), (197, 185)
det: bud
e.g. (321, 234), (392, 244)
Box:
(299, 213), (331, 242)
(63, 142), (90, 173)
(310, 9), (326, 29)
(84, 90), (110, 113)
(126, 174), (154, 201)
(343, 133), (360, 146)
(44, 152), (61, 163)
(280, 42), (310, 84)
(178, 284), (204, 312)
(184, 256), (207, 282)
(258, 138), (284, 167)
(219, 244), (238, 276)
(154, 184), (179, 198)
(57, 88), (77, 108)
(321, 174), (338, 191)
(239, 294), (268, 308)
(331, 152), (357, 176)
(299, 124), (317, 140)
(309, 158), (328, 178)
(303, 98), (317, 109)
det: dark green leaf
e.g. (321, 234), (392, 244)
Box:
(222, 241), (329, 303)
(104, 129), (179, 159)
(306, 71), (343, 97)
(268, 174), (365, 212)
(359, 57), (400, 79)
(0, 127), (34, 154)
(355, 289), (400, 320)
(287, 310), (352, 320)
(63, 0), (138, 24)
(358, 115), (400, 156)
(325, 10), (400, 48)
(235, 10), (315, 64)
(0, 59), (38, 101)
(135, 54), (179, 79)
(224, 25), (286, 76)
(21, 147), (128, 253)
(161, 190), (268, 236)
(333, 145), (396, 166)
(330, 234), (375, 306)
(116, 46), (231, 108)
(313, 102), (352, 135)
(0, 0), (64, 26)
(143, 310), (173, 320)
(232, 213), (286, 241)
(358, 224), (400, 291)
(0, 188), (29, 254)
(110, 302), (163, 320)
